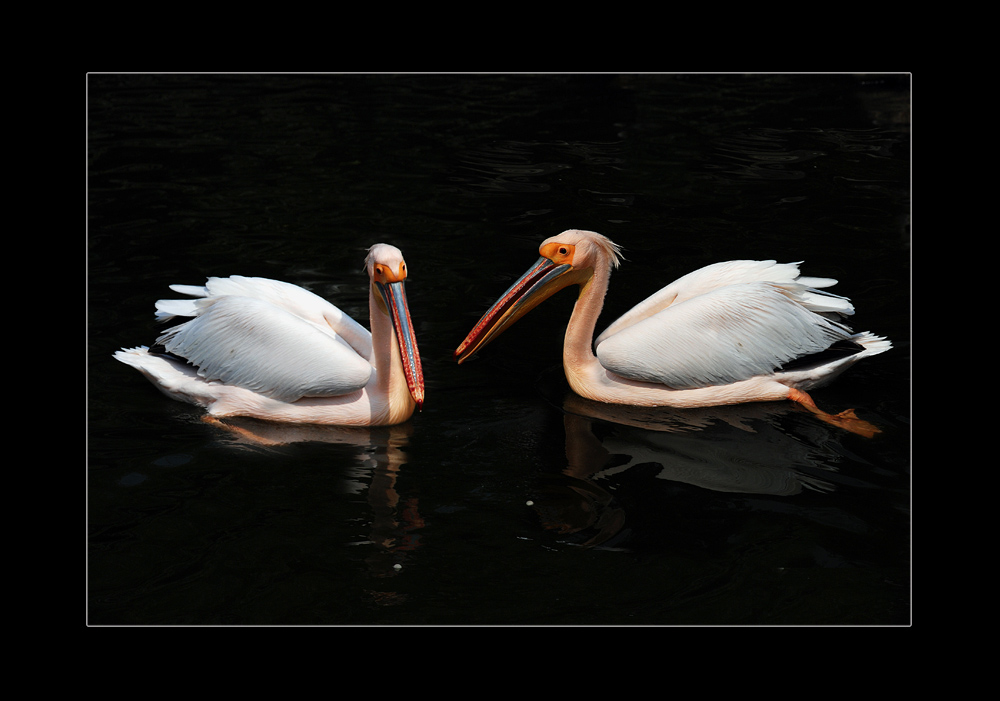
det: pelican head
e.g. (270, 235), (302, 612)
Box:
(366, 244), (424, 408)
(455, 230), (622, 364)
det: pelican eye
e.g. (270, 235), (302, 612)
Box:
(540, 240), (575, 264)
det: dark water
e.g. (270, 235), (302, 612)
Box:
(87, 73), (910, 626)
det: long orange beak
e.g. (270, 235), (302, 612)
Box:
(376, 279), (424, 408)
(454, 256), (583, 364)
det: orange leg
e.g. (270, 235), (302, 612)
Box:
(787, 388), (882, 438)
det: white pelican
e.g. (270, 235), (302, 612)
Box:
(114, 244), (424, 426)
(455, 229), (891, 435)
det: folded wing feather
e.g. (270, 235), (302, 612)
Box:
(595, 282), (854, 389)
(156, 294), (373, 402)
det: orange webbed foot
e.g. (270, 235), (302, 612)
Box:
(787, 388), (882, 438)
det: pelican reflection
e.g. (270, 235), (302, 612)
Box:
(529, 392), (870, 548)
(206, 416), (421, 583)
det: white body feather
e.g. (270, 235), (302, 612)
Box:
(595, 261), (860, 390)
(155, 294), (373, 402)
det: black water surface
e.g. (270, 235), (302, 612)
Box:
(88, 73), (910, 626)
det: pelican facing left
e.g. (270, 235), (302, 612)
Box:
(455, 229), (891, 436)
(114, 244), (424, 426)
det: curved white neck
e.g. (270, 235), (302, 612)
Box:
(563, 264), (611, 376)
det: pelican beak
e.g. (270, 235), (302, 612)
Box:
(455, 255), (589, 364)
(376, 279), (424, 409)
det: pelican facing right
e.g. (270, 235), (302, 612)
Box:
(455, 229), (890, 436)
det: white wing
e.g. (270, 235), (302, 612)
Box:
(595, 281), (854, 390)
(155, 276), (373, 360)
(154, 278), (374, 402)
(596, 260), (853, 346)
